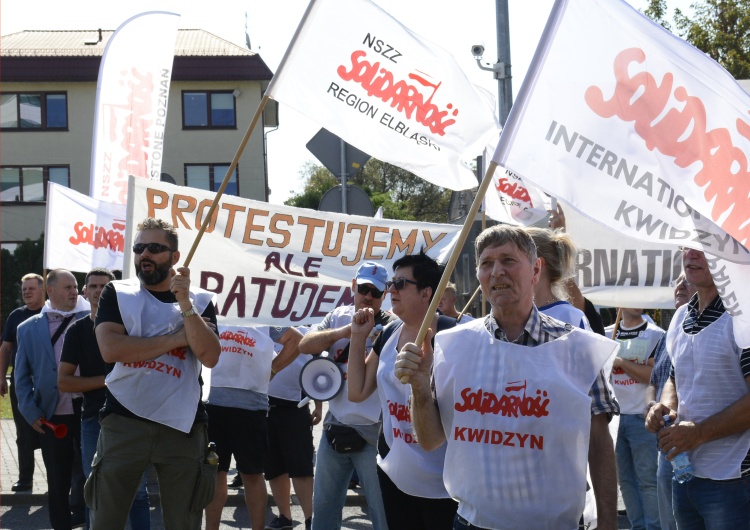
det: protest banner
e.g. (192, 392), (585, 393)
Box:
(89, 11), (180, 204)
(265, 0), (499, 192)
(564, 201), (680, 308)
(493, 0), (750, 345)
(44, 182), (127, 272)
(125, 177), (462, 326)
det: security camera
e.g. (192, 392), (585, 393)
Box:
(471, 44), (485, 58)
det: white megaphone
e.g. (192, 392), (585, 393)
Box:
(297, 357), (345, 408)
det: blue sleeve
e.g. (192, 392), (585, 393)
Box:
(13, 323), (42, 426)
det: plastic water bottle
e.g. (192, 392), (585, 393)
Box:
(662, 415), (694, 483)
(205, 442), (219, 466)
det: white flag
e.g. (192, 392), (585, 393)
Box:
(493, 0), (750, 345)
(45, 183), (127, 272)
(482, 138), (552, 226)
(266, 0), (500, 191)
(89, 11), (180, 204)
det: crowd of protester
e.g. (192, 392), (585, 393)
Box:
(2, 213), (747, 530)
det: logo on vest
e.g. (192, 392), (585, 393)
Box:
(453, 426), (544, 450)
(220, 329), (256, 356)
(454, 380), (550, 418)
(121, 360), (182, 379)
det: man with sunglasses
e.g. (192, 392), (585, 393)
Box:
(89, 218), (220, 530)
(298, 261), (395, 530)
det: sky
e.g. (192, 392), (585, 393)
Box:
(0, 0), (693, 205)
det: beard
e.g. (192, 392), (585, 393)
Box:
(136, 257), (172, 286)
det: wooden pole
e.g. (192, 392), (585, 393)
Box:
(457, 285), (481, 323)
(399, 161), (499, 384)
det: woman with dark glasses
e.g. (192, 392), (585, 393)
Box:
(347, 251), (457, 530)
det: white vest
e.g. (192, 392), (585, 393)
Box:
(608, 322), (664, 414)
(212, 325), (274, 393)
(322, 306), (381, 425)
(376, 326), (451, 499)
(434, 320), (617, 530)
(106, 279), (214, 433)
(668, 305), (750, 479)
(541, 301), (590, 330)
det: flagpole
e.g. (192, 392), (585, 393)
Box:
(400, 161), (498, 384)
(183, 95), (270, 267)
(184, 0), (322, 267)
(457, 285), (481, 323)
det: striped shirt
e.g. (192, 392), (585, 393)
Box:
(669, 293), (750, 477)
(483, 306), (619, 417)
(649, 336), (671, 402)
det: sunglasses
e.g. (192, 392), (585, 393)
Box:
(357, 284), (384, 298)
(132, 243), (174, 255)
(385, 278), (418, 291)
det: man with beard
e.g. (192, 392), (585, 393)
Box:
(88, 218), (221, 530)
(0, 273), (44, 492)
(15, 269), (90, 529)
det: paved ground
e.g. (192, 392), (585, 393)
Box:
(0, 403), (365, 507)
(0, 398), (629, 529)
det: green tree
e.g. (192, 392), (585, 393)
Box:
(643, 0), (672, 30)
(1, 234), (44, 325)
(643, 0), (750, 78)
(674, 0), (750, 79)
(285, 159), (453, 223)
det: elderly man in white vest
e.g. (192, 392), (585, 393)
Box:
(396, 224), (621, 530)
(646, 248), (750, 528)
(89, 217), (221, 530)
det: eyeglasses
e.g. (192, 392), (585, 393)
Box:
(132, 243), (174, 255)
(357, 284), (384, 298)
(385, 278), (418, 291)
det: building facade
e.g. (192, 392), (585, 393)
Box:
(1, 28), (276, 246)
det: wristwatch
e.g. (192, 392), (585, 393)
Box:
(180, 306), (198, 318)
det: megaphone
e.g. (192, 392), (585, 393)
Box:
(297, 357), (344, 408)
(40, 418), (68, 439)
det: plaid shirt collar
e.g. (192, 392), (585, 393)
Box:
(484, 304), (574, 346)
(484, 305), (542, 345)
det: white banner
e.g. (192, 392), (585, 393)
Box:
(266, 0), (500, 192)
(125, 177), (462, 326)
(89, 11), (180, 204)
(493, 0), (750, 346)
(565, 202), (679, 309)
(44, 183), (127, 272)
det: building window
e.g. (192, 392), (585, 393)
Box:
(185, 164), (238, 196)
(1, 166), (70, 202)
(0, 93), (68, 130)
(182, 91), (236, 128)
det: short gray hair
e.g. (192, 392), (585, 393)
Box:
(475, 225), (537, 264)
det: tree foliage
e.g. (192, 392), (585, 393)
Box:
(674, 0), (750, 79)
(643, 0), (672, 30)
(644, 0), (750, 78)
(1, 234), (44, 325)
(285, 159), (453, 223)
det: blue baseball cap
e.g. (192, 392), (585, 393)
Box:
(355, 261), (388, 292)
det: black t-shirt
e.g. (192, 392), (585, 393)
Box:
(95, 282), (218, 425)
(2, 305), (43, 370)
(583, 298), (606, 336)
(60, 315), (106, 420)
